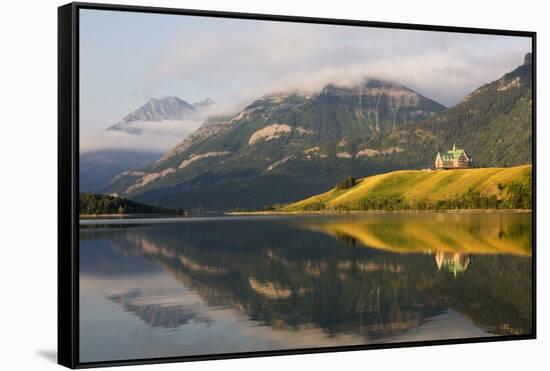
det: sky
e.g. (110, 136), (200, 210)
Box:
(79, 9), (531, 152)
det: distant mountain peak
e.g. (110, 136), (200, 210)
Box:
(147, 96), (188, 105)
(106, 96), (214, 134)
(193, 97), (215, 107)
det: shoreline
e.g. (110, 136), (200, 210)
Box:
(225, 209), (532, 216)
(79, 209), (532, 221)
(80, 213), (182, 219)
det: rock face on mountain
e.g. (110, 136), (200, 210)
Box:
(80, 150), (162, 193)
(103, 55), (532, 211)
(107, 96), (214, 134)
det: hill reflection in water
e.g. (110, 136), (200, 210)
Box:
(79, 212), (532, 362)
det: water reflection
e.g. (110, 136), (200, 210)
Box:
(299, 212), (531, 255)
(80, 212), (532, 362)
(435, 252), (470, 276)
(107, 289), (213, 329)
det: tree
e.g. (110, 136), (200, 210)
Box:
(336, 176), (357, 190)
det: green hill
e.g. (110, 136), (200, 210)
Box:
(79, 193), (182, 216)
(281, 165), (532, 212)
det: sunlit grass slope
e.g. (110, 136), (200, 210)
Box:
(281, 165), (532, 211)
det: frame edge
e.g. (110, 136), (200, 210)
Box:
(58, 2), (78, 369)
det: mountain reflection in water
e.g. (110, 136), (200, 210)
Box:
(107, 289), (213, 329)
(79, 212), (532, 362)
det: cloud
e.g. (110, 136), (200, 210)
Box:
(80, 101), (245, 153)
(152, 21), (530, 107)
(80, 120), (201, 153)
(253, 48), (527, 106)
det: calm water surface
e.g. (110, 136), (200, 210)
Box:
(79, 213), (532, 362)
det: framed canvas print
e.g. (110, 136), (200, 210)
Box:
(58, 2), (536, 368)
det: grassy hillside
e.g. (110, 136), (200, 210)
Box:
(79, 193), (182, 216)
(280, 165), (532, 212)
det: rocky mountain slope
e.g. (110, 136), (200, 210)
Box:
(80, 150), (162, 192)
(389, 52), (533, 168)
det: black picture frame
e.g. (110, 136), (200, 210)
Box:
(58, 2), (537, 368)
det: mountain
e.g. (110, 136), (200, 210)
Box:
(280, 165), (532, 212)
(107, 96), (214, 134)
(383, 52), (533, 168)
(80, 150), (162, 192)
(104, 54), (532, 211)
(103, 79), (445, 209)
(192, 97), (215, 109)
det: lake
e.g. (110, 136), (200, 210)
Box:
(79, 212), (533, 363)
